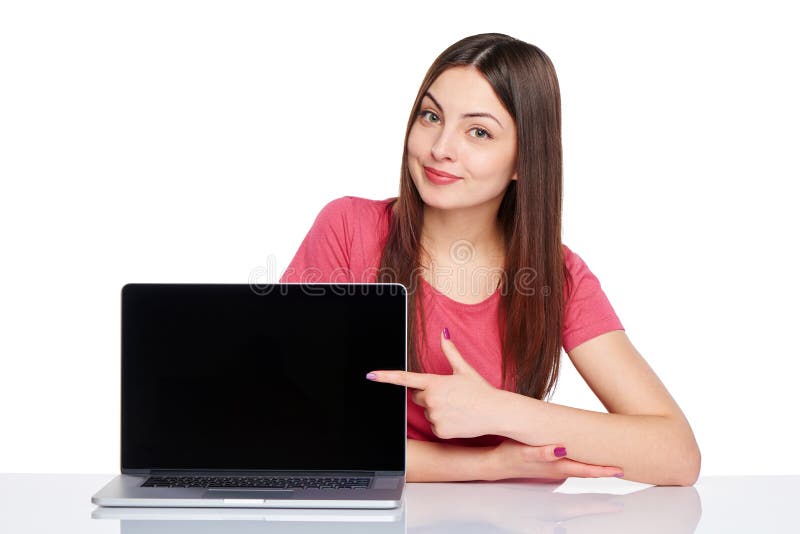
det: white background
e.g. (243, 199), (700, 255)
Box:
(1, 0), (797, 475)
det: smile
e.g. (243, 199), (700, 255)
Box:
(424, 166), (463, 185)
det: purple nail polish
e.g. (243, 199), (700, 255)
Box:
(554, 447), (567, 457)
(366, 372), (377, 380)
(614, 473), (624, 478)
(443, 327), (451, 340)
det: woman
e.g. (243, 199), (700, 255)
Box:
(280, 33), (701, 486)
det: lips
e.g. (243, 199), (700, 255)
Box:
(423, 166), (462, 185)
(424, 166), (462, 180)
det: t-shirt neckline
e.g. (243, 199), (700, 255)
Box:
(419, 275), (501, 309)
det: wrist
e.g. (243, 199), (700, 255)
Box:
(486, 388), (519, 437)
(479, 445), (503, 481)
(483, 442), (507, 481)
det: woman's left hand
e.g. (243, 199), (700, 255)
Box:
(366, 328), (505, 439)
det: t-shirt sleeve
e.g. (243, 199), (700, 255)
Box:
(279, 197), (356, 283)
(561, 245), (625, 352)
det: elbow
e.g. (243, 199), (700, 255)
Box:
(652, 418), (701, 486)
(647, 446), (700, 487)
(624, 418), (702, 486)
(678, 445), (701, 486)
(669, 433), (702, 487)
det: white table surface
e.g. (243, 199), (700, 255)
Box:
(0, 474), (796, 533)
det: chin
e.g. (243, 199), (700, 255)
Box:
(417, 190), (470, 211)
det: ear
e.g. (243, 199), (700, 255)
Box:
(511, 171), (518, 181)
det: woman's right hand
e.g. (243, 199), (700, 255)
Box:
(488, 439), (624, 481)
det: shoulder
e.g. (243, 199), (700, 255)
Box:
(316, 196), (395, 225)
(559, 243), (624, 351)
(561, 242), (587, 269)
(561, 243), (591, 286)
(560, 243), (614, 314)
(341, 195), (396, 223)
(310, 196), (396, 256)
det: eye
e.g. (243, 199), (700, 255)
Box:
(419, 110), (441, 123)
(469, 127), (493, 140)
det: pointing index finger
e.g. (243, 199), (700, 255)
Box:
(366, 370), (431, 390)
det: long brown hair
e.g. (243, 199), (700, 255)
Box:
(378, 33), (570, 401)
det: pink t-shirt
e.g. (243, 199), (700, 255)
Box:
(279, 196), (624, 447)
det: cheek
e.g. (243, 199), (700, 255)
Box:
(475, 147), (516, 179)
(464, 151), (501, 177)
(406, 126), (426, 160)
(458, 153), (516, 196)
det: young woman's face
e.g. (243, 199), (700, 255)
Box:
(407, 65), (518, 211)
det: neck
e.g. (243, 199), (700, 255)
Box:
(420, 201), (506, 266)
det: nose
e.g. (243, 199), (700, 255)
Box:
(430, 127), (457, 161)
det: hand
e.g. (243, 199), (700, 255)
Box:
(367, 328), (503, 439)
(489, 439), (624, 481)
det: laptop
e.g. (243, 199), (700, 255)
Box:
(92, 283), (407, 509)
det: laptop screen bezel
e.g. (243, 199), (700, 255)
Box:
(119, 282), (407, 476)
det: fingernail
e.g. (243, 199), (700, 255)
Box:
(614, 473), (624, 478)
(366, 372), (377, 380)
(443, 327), (451, 340)
(554, 447), (567, 457)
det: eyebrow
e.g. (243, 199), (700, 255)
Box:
(422, 91), (505, 130)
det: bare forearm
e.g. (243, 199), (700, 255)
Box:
(493, 391), (701, 486)
(406, 438), (495, 482)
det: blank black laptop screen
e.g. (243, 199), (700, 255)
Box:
(121, 283), (406, 472)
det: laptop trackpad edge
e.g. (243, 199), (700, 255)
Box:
(204, 489), (295, 500)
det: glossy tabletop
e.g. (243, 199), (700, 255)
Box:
(0, 474), (796, 532)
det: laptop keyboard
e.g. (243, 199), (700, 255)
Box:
(142, 475), (371, 490)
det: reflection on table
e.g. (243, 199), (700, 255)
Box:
(2, 474), (798, 533)
(92, 503), (405, 534)
(405, 478), (700, 533)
